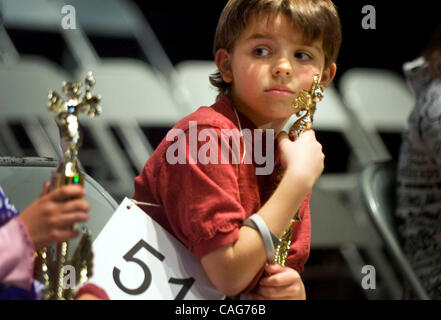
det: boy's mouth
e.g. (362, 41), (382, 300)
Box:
(264, 86), (295, 97)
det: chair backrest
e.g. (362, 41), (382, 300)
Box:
(0, 56), (71, 118)
(0, 156), (118, 242)
(0, 56), (72, 158)
(175, 60), (219, 112)
(0, 0), (60, 31)
(340, 68), (414, 132)
(340, 68), (415, 162)
(77, 59), (182, 125)
(360, 161), (430, 299)
(63, 0), (135, 37)
(67, 0), (179, 84)
(0, 57), (136, 199)
(76, 59), (184, 172)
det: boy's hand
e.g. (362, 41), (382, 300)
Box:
(244, 264), (306, 300)
(18, 183), (90, 250)
(277, 130), (324, 189)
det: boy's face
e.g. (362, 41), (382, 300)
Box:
(216, 13), (336, 127)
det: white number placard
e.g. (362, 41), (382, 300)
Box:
(89, 197), (225, 300)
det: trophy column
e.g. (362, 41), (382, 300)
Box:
(271, 74), (324, 267)
(36, 72), (102, 300)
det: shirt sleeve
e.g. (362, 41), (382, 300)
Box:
(75, 283), (110, 300)
(156, 125), (247, 260)
(286, 193), (311, 273)
(0, 218), (35, 290)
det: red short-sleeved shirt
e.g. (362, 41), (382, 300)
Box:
(133, 96), (311, 287)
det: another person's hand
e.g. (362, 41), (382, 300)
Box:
(18, 182), (90, 250)
(277, 130), (324, 189)
(244, 264), (306, 300)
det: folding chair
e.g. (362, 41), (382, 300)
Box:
(0, 56), (71, 159)
(76, 58), (183, 174)
(58, 0), (193, 115)
(175, 60), (219, 112)
(0, 56), (136, 200)
(0, 156), (118, 242)
(339, 68), (415, 163)
(360, 160), (429, 300)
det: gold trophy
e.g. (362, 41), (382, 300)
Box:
(272, 74), (324, 266)
(35, 72), (102, 300)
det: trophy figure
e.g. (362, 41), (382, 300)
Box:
(272, 74), (324, 267)
(36, 72), (102, 300)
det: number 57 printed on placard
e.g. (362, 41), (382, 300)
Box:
(113, 239), (195, 299)
(89, 198), (225, 300)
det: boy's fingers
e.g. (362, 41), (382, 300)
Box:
(264, 263), (284, 274)
(243, 293), (264, 300)
(300, 128), (315, 138)
(276, 131), (288, 141)
(261, 265), (299, 287)
(288, 130), (298, 141)
(276, 132), (291, 148)
(288, 124), (300, 141)
(257, 284), (296, 298)
(49, 185), (86, 202)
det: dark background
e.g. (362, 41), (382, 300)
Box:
(6, 1), (439, 85)
(133, 0), (440, 86)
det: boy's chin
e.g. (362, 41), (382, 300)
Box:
(268, 104), (297, 118)
(262, 110), (295, 122)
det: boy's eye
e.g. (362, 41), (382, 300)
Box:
(253, 47), (270, 57)
(295, 52), (312, 60)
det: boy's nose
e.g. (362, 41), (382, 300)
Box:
(272, 59), (293, 78)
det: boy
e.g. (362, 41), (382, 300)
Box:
(134, 0), (341, 299)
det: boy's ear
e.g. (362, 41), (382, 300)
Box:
(215, 49), (233, 83)
(320, 62), (337, 87)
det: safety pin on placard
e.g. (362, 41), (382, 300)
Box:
(128, 198), (162, 210)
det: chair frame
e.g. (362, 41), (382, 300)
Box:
(360, 160), (430, 300)
(0, 156), (118, 211)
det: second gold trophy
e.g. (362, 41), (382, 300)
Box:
(35, 72), (102, 300)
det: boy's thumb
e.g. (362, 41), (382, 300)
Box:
(276, 131), (288, 143)
(265, 263), (283, 273)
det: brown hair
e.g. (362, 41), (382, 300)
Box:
(209, 0), (342, 99)
(422, 22), (441, 80)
